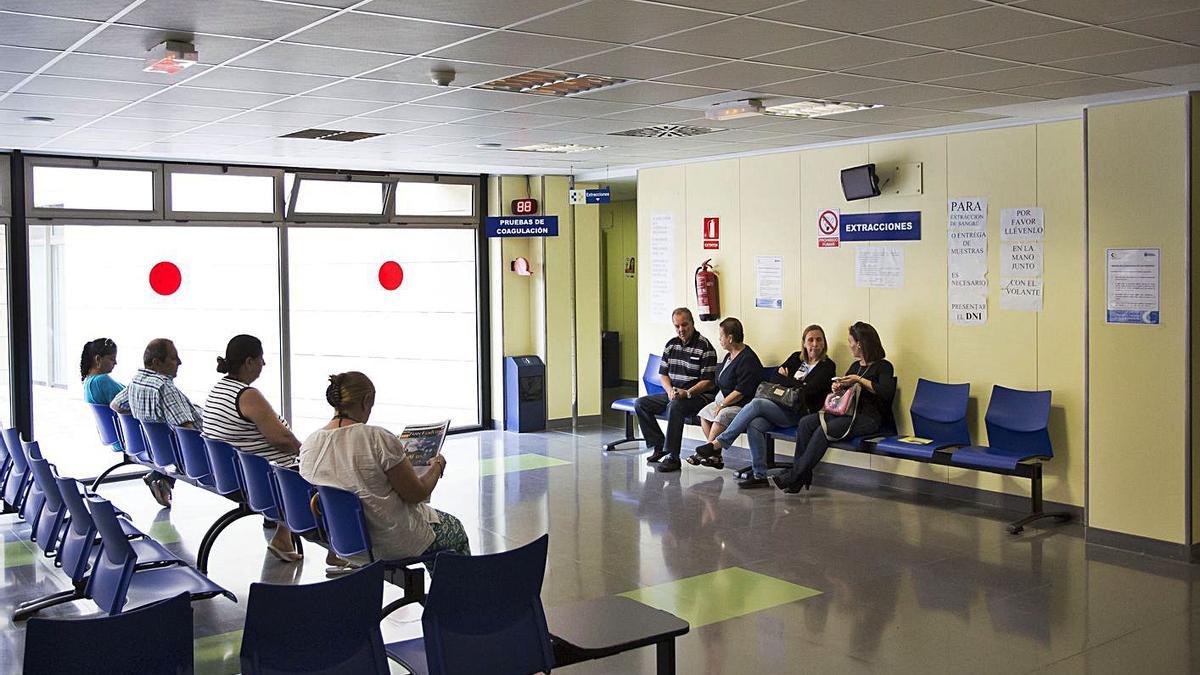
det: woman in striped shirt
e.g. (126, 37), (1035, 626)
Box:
(203, 334), (304, 562)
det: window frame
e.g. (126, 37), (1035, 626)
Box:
(0, 155), (10, 218)
(24, 157), (164, 220)
(390, 174), (478, 225)
(164, 164), (284, 221)
(284, 172), (394, 223)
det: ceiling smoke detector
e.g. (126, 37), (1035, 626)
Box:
(610, 124), (724, 138)
(705, 99), (764, 121)
(430, 68), (456, 87)
(143, 40), (198, 74)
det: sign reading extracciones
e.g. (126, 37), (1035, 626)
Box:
(569, 187), (612, 204)
(485, 215), (559, 238)
(839, 211), (922, 242)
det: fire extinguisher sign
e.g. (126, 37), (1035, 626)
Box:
(703, 217), (719, 250)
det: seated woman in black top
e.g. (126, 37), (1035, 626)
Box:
(685, 318), (762, 470)
(773, 321), (895, 493)
(695, 324), (836, 487)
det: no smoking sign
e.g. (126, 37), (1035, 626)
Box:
(818, 209), (841, 248)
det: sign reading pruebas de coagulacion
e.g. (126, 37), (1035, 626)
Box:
(485, 215), (560, 238)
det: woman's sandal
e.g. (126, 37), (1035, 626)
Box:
(699, 455), (724, 470)
(684, 454), (703, 466)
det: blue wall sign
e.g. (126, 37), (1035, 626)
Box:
(839, 211), (922, 242)
(485, 215), (559, 238)
(585, 188), (611, 204)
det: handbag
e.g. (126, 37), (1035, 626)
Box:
(819, 365), (870, 441)
(755, 381), (804, 412)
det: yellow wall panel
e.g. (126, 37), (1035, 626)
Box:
(684, 159), (742, 348)
(637, 165), (688, 392)
(541, 175), (574, 420)
(600, 200), (639, 380)
(1192, 93), (1200, 545)
(1088, 97), (1190, 543)
(573, 184), (602, 418)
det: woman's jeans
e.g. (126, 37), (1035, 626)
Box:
(715, 398), (801, 477)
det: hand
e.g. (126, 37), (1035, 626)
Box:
(667, 387), (678, 401)
(433, 454), (447, 476)
(777, 366), (788, 377)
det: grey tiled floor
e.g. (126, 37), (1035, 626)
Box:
(2, 420), (1197, 674)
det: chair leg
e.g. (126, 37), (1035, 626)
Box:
(197, 504), (253, 573)
(12, 587), (83, 622)
(1008, 466), (1072, 534)
(602, 413), (646, 452)
(381, 566), (427, 617)
(89, 457), (140, 491)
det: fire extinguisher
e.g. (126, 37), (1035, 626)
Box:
(694, 259), (720, 322)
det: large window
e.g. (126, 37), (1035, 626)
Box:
(288, 227), (481, 432)
(27, 159), (162, 218)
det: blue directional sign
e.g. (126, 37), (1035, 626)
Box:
(485, 215), (559, 238)
(839, 211), (921, 242)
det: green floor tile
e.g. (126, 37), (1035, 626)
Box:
(619, 567), (821, 628)
(147, 519), (182, 545)
(479, 453), (571, 477)
(3, 540), (35, 568)
(195, 629), (242, 675)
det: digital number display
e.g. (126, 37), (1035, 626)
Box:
(512, 198), (538, 215)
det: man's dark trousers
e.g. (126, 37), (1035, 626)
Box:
(633, 392), (708, 459)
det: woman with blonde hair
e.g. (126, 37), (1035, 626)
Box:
(299, 372), (470, 569)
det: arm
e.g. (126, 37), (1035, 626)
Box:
(161, 384), (202, 428)
(687, 344), (719, 397)
(110, 387), (130, 414)
(729, 351), (763, 404)
(239, 387), (301, 454)
(777, 352), (802, 382)
(805, 359), (836, 412)
(384, 449), (446, 503)
(659, 347), (677, 399)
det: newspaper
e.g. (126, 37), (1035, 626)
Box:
(398, 419), (450, 466)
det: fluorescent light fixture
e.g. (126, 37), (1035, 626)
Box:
(705, 99), (764, 121)
(508, 143), (605, 154)
(764, 100), (881, 118)
(479, 70), (626, 97)
(143, 40), (198, 74)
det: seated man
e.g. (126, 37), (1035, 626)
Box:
(111, 338), (203, 507)
(634, 307), (717, 473)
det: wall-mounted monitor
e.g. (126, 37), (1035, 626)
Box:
(840, 164), (881, 201)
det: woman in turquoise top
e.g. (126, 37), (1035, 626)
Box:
(81, 338), (124, 405)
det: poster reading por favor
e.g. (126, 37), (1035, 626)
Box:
(948, 197), (988, 325)
(999, 207), (1044, 312)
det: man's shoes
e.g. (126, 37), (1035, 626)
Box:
(737, 476), (768, 489)
(646, 448), (668, 464)
(656, 456), (682, 473)
(147, 478), (172, 508)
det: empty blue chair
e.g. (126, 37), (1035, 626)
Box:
(874, 379), (971, 460)
(27, 457), (68, 557)
(115, 414), (152, 463)
(204, 438), (244, 498)
(0, 426), (12, 493)
(88, 402), (124, 453)
(171, 426), (215, 488)
(20, 440), (46, 528)
(603, 354), (665, 452)
(141, 420), (182, 476)
(2, 428), (32, 512)
(240, 562), (389, 674)
(271, 465), (318, 538)
(385, 535), (554, 675)
(24, 592), (194, 675)
(86, 495), (235, 615)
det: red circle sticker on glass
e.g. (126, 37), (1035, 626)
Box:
(149, 261), (182, 296)
(378, 261), (404, 290)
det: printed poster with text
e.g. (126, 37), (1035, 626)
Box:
(999, 207), (1044, 311)
(948, 197), (988, 325)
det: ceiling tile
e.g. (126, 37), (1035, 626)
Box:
(414, 123), (507, 139)
(421, 88), (544, 111)
(290, 13), (486, 54)
(188, 68), (340, 95)
(118, 0), (335, 41)
(517, 0), (721, 43)
(966, 27), (1160, 63)
(757, 0), (983, 33)
(362, 0), (577, 28)
(320, 117), (431, 133)
(428, 31), (612, 68)
(517, 97), (645, 117)
(368, 58), (525, 87)
(1004, 76), (1151, 97)
(656, 61), (816, 88)
(893, 111), (1004, 127)
(841, 83), (976, 105)
(78, 26), (267, 64)
(643, 18), (838, 59)
(1010, 0), (1196, 24)
(555, 47), (723, 80)
(310, 79), (440, 103)
(757, 73), (904, 97)
(464, 111), (576, 129)
(261, 96), (386, 116)
(477, 128), (586, 144)
(657, 0), (793, 11)
(1121, 62), (1200, 84)
(869, 7), (1078, 50)
(537, 117), (642, 133)
(600, 105), (712, 123)
(578, 81), (723, 104)
(64, 127), (176, 144)
(914, 91), (1045, 110)
(0, 93), (127, 115)
(0, 46), (56, 73)
(753, 36), (933, 71)
(930, 65), (1090, 90)
(1048, 45), (1200, 76)
(819, 122), (918, 137)
(224, 109), (346, 128)
(44, 53), (213, 84)
(0, 123), (68, 140)
(0, 71), (25, 91)
(166, 123), (275, 139)
(231, 43), (401, 77)
(0, 1), (137, 21)
(0, 13), (98, 49)
(751, 117), (863, 133)
(115, 101), (242, 122)
(850, 52), (1014, 82)
(17, 76), (165, 101)
(152, 86), (283, 109)
(362, 104), (487, 122)
(1108, 9), (1200, 45)
(816, 106), (939, 123)
(88, 115), (202, 133)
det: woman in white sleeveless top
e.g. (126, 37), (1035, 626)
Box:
(203, 335), (304, 562)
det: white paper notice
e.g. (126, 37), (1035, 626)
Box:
(1106, 248), (1160, 325)
(649, 214), (676, 318)
(1001, 241), (1043, 277)
(1000, 277), (1043, 311)
(1001, 207), (1044, 241)
(754, 255), (783, 309)
(948, 197), (988, 325)
(855, 246), (904, 289)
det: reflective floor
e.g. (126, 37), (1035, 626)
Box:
(2, 418), (1198, 674)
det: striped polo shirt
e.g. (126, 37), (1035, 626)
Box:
(202, 377), (295, 465)
(659, 331), (718, 393)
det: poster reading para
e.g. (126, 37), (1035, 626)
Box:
(948, 197), (988, 325)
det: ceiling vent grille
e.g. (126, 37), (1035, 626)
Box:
(479, 70), (626, 96)
(609, 124), (724, 138)
(278, 128), (384, 142)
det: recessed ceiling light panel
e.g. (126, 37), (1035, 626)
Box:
(508, 143), (606, 154)
(610, 124), (724, 138)
(764, 100), (882, 118)
(479, 70), (626, 97)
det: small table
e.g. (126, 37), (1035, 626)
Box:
(547, 596), (690, 675)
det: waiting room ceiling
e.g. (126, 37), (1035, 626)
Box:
(0, 0), (1196, 176)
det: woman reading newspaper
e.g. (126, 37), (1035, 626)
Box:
(300, 372), (470, 574)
